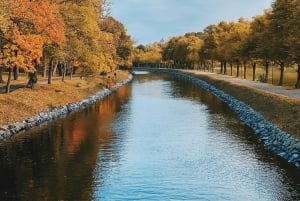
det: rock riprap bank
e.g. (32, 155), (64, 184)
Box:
(0, 75), (133, 141)
(154, 70), (300, 169)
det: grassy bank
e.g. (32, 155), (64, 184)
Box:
(0, 70), (129, 126)
(210, 65), (298, 88)
(183, 71), (300, 140)
(2, 68), (299, 141)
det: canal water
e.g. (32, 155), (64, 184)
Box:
(0, 72), (299, 201)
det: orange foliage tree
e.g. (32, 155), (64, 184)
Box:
(0, 0), (65, 92)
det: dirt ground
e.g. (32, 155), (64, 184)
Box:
(0, 70), (129, 126)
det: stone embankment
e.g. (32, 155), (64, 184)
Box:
(159, 70), (300, 169)
(0, 75), (133, 141)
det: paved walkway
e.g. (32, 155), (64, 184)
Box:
(181, 70), (300, 100)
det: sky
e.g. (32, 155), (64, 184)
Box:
(111, 0), (273, 45)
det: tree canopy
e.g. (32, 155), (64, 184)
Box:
(0, 0), (133, 76)
(134, 0), (300, 87)
(0, 0), (65, 72)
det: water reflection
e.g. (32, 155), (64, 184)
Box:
(95, 74), (300, 200)
(165, 76), (300, 199)
(0, 73), (299, 201)
(0, 84), (132, 201)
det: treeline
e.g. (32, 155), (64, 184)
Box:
(0, 0), (134, 92)
(134, 0), (300, 88)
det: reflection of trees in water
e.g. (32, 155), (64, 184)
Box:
(165, 76), (231, 113)
(166, 75), (300, 192)
(0, 84), (132, 201)
(1, 75), (299, 200)
(167, 76), (278, 152)
(92, 85), (133, 191)
(134, 73), (170, 84)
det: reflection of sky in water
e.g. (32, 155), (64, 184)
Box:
(93, 75), (300, 201)
(132, 70), (150, 75)
(0, 74), (299, 201)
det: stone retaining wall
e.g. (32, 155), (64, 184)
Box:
(155, 70), (300, 169)
(0, 75), (133, 141)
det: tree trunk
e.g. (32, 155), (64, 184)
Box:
(265, 61), (269, 83)
(252, 62), (256, 81)
(295, 63), (300, 88)
(230, 63), (233, 76)
(224, 61), (227, 75)
(220, 62), (223, 74)
(6, 68), (12, 93)
(48, 59), (53, 84)
(70, 66), (73, 80)
(211, 59), (214, 72)
(43, 57), (48, 78)
(278, 62), (285, 86)
(27, 72), (37, 89)
(243, 61), (247, 79)
(236, 63), (240, 77)
(52, 61), (58, 76)
(13, 66), (19, 80)
(62, 62), (67, 82)
(0, 65), (4, 83)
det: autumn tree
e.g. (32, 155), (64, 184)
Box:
(134, 43), (163, 66)
(0, 1), (10, 83)
(283, 0), (300, 88)
(240, 19), (261, 81)
(267, 0), (293, 86)
(246, 13), (272, 82)
(201, 22), (235, 74)
(0, 0), (65, 92)
(51, 0), (131, 78)
(99, 16), (134, 69)
(184, 33), (204, 69)
(213, 21), (234, 74)
(230, 18), (251, 78)
(163, 36), (187, 68)
(163, 34), (203, 69)
(54, 1), (102, 78)
(200, 25), (218, 72)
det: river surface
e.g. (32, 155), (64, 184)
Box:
(0, 72), (300, 201)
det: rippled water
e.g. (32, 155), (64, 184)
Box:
(0, 72), (299, 201)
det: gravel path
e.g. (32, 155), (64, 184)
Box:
(182, 70), (300, 99)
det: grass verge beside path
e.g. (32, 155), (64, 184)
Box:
(182, 71), (300, 140)
(0, 70), (129, 126)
